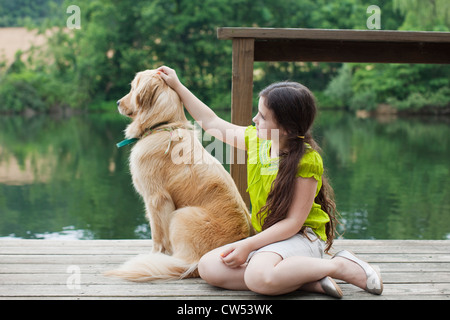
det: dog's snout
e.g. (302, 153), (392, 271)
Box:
(117, 100), (121, 106)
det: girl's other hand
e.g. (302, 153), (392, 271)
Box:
(220, 240), (253, 268)
(157, 66), (182, 90)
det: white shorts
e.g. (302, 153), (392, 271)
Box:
(247, 228), (325, 261)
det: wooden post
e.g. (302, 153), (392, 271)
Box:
(230, 38), (254, 209)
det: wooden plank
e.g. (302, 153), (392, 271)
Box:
(0, 264), (115, 274)
(218, 27), (450, 43)
(254, 39), (450, 64)
(2, 262), (449, 274)
(2, 244), (443, 254)
(0, 246), (150, 255)
(1, 294), (446, 300)
(230, 38), (254, 208)
(2, 253), (448, 265)
(334, 239), (450, 245)
(0, 239), (448, 254)
(0, 284), (256, 298)
(1, 283), (448, 298)
(0, 274), (205, 285)
(0, 254), (136, 264)
(0, 239), (152, 247)
(2, 270), (448, 285)
(2, 239), (447, 246)
(2, 262), (449, 275)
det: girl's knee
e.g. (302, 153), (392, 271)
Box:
(244, 267), (278, 295)
(244, 253), (284, 295)
(198, 252), (226, 287)
(198, 253), (214, 279)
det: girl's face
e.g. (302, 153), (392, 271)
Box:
(253, 97), (285, 140)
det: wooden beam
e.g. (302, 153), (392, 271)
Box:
(218, 28), (450, 64)
(254, 39), (450, 64)
(230, 38), (254, 208)
(218, 27), (450, 43)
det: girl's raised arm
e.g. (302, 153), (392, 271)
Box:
(158, 66), (247, 150)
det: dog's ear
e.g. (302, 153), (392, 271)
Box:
(136, 76), (163, 109)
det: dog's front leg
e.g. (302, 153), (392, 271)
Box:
(145, 194), (176, 255)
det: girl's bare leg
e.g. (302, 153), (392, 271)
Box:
(199, 248), (367, 296)
(198, 246), (248, 290)
(244, 252), (324, 295)
(244, 252), (367, 296)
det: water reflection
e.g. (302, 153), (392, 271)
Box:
(0, 111), (448, 239)
(315, 111), (450, 239)
(0, 114), (146, 239)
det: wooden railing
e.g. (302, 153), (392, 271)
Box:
(217, 27), (450, 208)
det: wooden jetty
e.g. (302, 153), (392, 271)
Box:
(0, 239), (448, 300)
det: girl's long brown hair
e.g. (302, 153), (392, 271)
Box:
(257, 82), (338, 253)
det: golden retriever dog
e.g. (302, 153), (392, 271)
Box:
(105, 69), (253, 281)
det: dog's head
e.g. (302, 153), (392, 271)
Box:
(118, 69), (185, 138)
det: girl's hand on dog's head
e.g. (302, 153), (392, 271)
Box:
(157, 66), (182, 90)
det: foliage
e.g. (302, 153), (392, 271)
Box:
(393, 0), (450, 31)
(387, 87), (450, 111)
(0, 0), (449, 113)
(0, 71), (45, 113)
(323, 64), (353, 108)
(323, 0), (450, 111)
(0, 0), (63, 27)
(323, 62), (450, 111)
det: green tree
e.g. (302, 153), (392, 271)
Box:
(323, 0), (450, 111)
(1, 0), (448, 113)
(394, 0), (450, 31)
(0, 0), (63, 27)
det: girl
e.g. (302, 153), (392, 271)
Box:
(158, 66), (383, 297)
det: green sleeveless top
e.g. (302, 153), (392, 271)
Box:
(245, 125), (330, 241)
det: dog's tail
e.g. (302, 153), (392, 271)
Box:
(104, 252), (198, 282)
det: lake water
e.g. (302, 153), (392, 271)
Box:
(0, 111), (448, 240)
